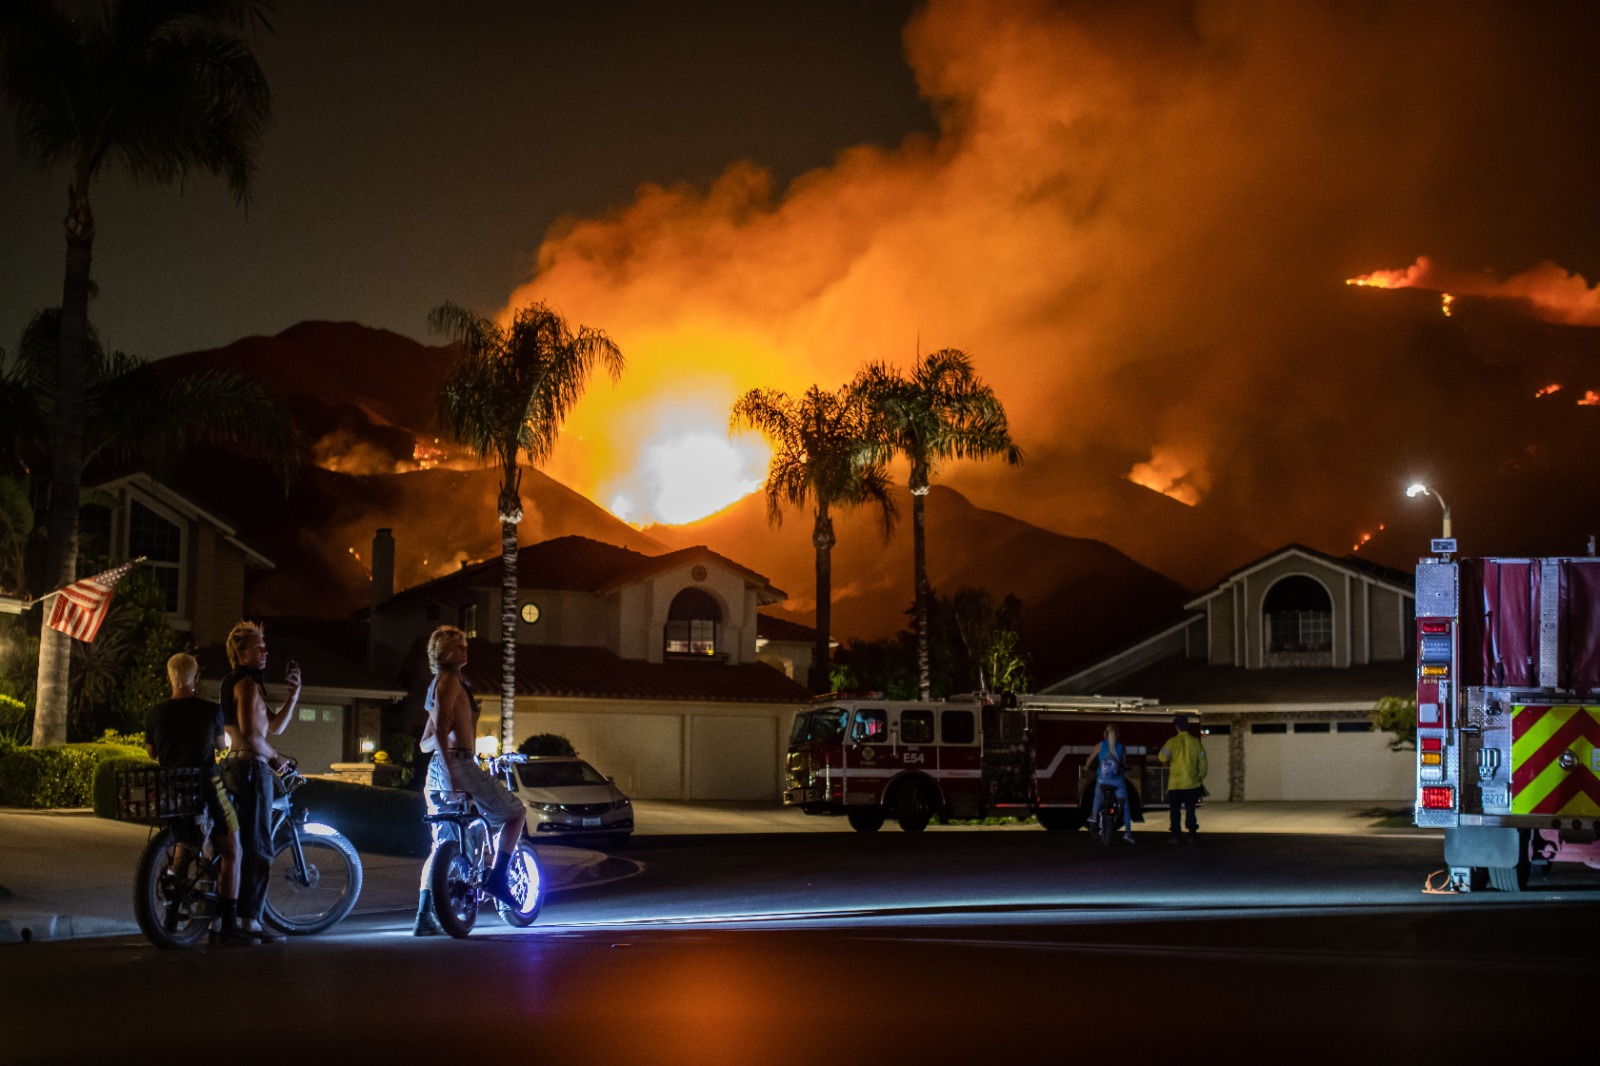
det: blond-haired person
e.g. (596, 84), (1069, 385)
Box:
(145, 652), (250, 944)
(418, 625), (524, 910)
(219, 621), (301, 942)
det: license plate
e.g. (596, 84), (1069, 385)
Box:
(582, 816), (601, 827)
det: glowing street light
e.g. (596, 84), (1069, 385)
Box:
(1406, 482), (1452, 539)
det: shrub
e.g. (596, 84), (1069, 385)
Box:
(296, 777), (429, 857)
(0, 741), (146, 809)
(378, 731), (419, 788)
(518, 733), (576, 758)
(91, 754), (159, 820)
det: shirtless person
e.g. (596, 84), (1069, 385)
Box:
(419, 625), (525, 907)
(219, 621), (301, 943)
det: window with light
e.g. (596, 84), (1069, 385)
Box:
(665, 587), (721, 656)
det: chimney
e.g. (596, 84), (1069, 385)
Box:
(371, 528), (394, 606)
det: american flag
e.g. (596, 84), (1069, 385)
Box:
(45, 560), (140, 643)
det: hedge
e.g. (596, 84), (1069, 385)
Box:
(91, 755), (159, 820)
(0, 742), (147, 809)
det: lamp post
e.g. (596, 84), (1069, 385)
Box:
(1406, 482), (1451, 539)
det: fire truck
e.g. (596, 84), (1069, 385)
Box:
(783, 693), (1193, 832)
(1415, 551), (1600, 890)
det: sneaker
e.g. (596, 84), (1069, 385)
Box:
(1122, 833), (1136, 844)
(213, 928), (258, 947)
(484, 873), (519, 909)
(1187, 834), (1198, 845)
(412, 890), (443, 936)
(244, 921), (283, 944)
(1167, 835), (1181, 846)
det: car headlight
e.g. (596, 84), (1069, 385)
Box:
(610, 798), (631, 810)
(529, 802), (562, 813)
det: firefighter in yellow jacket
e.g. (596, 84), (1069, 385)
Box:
(1159, 714), (1208, 845)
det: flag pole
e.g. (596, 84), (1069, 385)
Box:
(31, 556), (148, 605)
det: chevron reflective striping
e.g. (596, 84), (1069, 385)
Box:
(1510, 705), (1600, 816)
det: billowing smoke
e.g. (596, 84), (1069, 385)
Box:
(496, 0), (1600, 559)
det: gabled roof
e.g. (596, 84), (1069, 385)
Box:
(1185, 542), (1413, 608)
(403, 637), (812, 705)
(94, 472), (273, 570)
(384, 535), (786, 606)
(1093, 656), (1415, 708)
(193, 630), (404, 701)
(756, 612), (822, 644)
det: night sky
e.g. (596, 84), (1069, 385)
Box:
(6, 1), (1600, 559)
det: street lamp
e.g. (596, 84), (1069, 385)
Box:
(1406, 482), (1452, 539)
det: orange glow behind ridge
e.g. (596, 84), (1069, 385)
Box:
(1347, 256), (1600, 325)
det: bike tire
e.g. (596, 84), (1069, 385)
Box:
(496, 839), (545, 928)
(429, 839), (479, 939)
(133, 826), (212, 950)
(1098, 790), (1116, 848)
(262, 827), (364, 936)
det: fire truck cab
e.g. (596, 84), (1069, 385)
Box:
(1415, 552), (1600, 890)
(784, 693), (1191, 832)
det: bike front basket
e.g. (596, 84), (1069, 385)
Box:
(115, 767), (204, 823)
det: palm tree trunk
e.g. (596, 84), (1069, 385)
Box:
(811, 504), (834, 694)
(912, 478), (931, 701)
(33, 178), (95, 748)
(499, 513), (518, 755)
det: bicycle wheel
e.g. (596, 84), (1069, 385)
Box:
(1097, 791), (1116, 848)
(262, 826), (364, 935)
(428, 839), (479, 939)
(133, 827), (213, 950)
(496, 839), (545, 928)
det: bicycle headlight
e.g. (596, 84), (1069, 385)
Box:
(301, 822), (339, 837)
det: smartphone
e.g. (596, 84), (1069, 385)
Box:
(286, 659), (300, 678)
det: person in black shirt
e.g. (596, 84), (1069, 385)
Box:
(145, 652), (250, 945)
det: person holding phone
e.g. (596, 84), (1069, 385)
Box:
(219, 620), (302, 942)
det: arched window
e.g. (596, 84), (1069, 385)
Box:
(1264, 575), (1332, 653)
(665, 588), (721, 656)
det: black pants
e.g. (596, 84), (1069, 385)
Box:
(223, 756), (275, 922)
(1168, 787), (1202, 837)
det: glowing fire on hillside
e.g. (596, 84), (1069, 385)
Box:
(1127, 446), (1206, 507)
(1346, 256), (1600, 326)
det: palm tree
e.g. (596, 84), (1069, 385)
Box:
(3, 305), (298, 560)
(731, 384), (896, 693)
(855, 349), (1022, 700)
(432, 300), (624, 753)
(0, 0), (273, 746)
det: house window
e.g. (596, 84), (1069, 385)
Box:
(1336, 721), (1374, 733)
(458, 603), (478, 638)
(1250, 723), (1287, 734)
(128, 499), (182, 613)
(1264, 575), (1333, 653)
(665, 587), (721, 656)
(1293, 721), (1331, 733)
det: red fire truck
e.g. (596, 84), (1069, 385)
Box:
(783, 693), (1194, 832)
(1415, 551), (1600, 890)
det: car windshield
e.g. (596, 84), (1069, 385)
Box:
(515, 760), (610, 789)
(790, 709), (847, 744)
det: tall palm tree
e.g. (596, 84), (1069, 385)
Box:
(731, 384), (896, 693)
(0, 0), (273, 746)
(3, 305), (297, 572)
(855, 349), (1022, 700)
(432, 300), (624, 753)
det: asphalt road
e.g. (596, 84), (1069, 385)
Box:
(5, 831), (1598, 1063)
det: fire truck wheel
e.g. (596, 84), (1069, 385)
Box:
(846, 808), (885, 833)
(1487, 830), (1532, 892)
(894, 783), (934, 833)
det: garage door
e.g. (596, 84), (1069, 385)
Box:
(524, 712), (684, 799)
(690, 715), (778, 800)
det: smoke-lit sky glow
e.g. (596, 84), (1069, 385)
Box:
(5, 1), (1600, 552)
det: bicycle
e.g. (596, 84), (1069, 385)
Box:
(124, 761), (364, 949)
(423, 752), (544, 938)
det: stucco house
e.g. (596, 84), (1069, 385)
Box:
(70, 474), (403, 771)
(369, 533), (814, 801)
(1045, 544), (1417, 801)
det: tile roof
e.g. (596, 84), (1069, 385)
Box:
(756, 612), (822, 643)
(386, 535), (785, 604)
(403, 637), (813, 705)
(1104, 655), (1416, 707)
